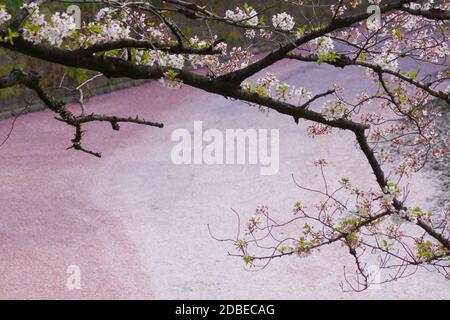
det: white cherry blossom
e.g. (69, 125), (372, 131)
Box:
(272, 12), (295, 31)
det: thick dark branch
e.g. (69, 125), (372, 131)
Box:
(0, 35), (164, 79)
(416, 219), (450, 250)
(77, 38), (223, 55)
(178, 72), (368, 131)
(399, 6), (450, 20)
(0, 69), (71, 118)
(354, 128), (387, 190)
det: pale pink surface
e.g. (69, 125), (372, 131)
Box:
(0, 60), (449, 299)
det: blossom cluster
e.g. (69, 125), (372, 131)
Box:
(135, 50), (185, 70)
(21, 2), (76, 47)
(307, 123), (333, 138)
(272, 12), (295, 31)
(225, 6), (258, 26)
(242, 72), (313, 107)
(311, 36), (334, 55)
(80, 7), (131, 46)
(0, 5), (11, 25)
(321, 100), (349, 121)
(372, 52), (399, 72)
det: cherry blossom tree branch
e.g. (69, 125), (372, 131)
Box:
(285, 53), (450, 104)
(0, 69), (164, 156)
